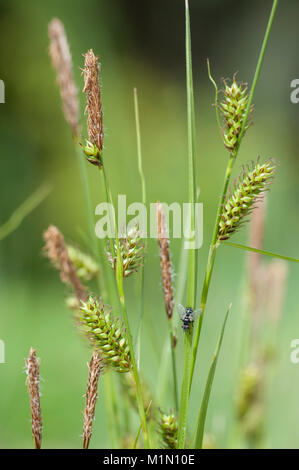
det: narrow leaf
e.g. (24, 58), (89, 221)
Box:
(192, 303), (231, 449)
(221, 241), (299, 264)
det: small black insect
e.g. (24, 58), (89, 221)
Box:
(178, 305), (201, 332)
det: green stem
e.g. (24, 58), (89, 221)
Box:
(115, 253), (150, 448)
(177, 0), (198, 449)
(0, 183), (51, 241)
(75, 143), (107, 297)
(107, 188), (150, 448)
(192, 304), (231, 449)
(168, 319), (179, 410)
(189, 0), (279, 390)
(133, 88), (147, 368)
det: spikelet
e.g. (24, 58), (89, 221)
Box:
(48, 18), (79, 137)
(43, 225), (87, 302)
(67, 245), (100, 282)
(82, 49), (103, 167)
(159, 411), (178, 449)
(106, 226), (144, 278)
(80, 296), (131, 373)
(156, 202), (175, 319)
(120, 371), (153, 420)
(236, 364), (261, 419)
(83, 351), (102, 449)
(218, 160), (276, 241)
(220, 76), (252, 155)
(25, 348), (42, 450)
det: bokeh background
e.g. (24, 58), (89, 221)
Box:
(1, 0), (299, 448)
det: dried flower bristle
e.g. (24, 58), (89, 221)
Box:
(83, 351), (102, 449)
(220, 77), (252, 155)
(48, 18), (79, 136)
(106, 226), (144, 278)
(67, 245), (100, 282)
(25, 348), (42, 450)
(159, 411), (178, 449)
(120, 371), (153, 420)
(82, 49), (103, 167)
(43, 225), (87, 302)
(156, 202), (174, 319)
(80, 296), (132, 373)
(218, 160), (276, 241)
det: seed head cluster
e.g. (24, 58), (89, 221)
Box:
(218, 160), (276, 241)
(48, 18), (79, 136)
(159, 411), (178, 449)
(220, 77), (252, 155)
(106, 226), (145, 278)
(80, 296), (132, 373)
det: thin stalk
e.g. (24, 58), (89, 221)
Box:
(76, 143), (119, 449)
(168, 318), (179, 410)
(133, 401), (152, 449)
(106, 186), (150, 448)
(75, 143), (107, 297)
(192, 304), (231, 449)
(189, 0), (279, 389)
(133, 88), (147, 369)
(103, 371), (118, 448)
(114, 234), (150, 448)
(0, 183), (51, 241)
(177, 0), (198, 449)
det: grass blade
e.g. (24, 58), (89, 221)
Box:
(0, 183), (51, 241)
(177, 0), (198, 449)
(192, 303), (232, 449)
(133, 88), (147, 369)
(221, 241), (299, 264)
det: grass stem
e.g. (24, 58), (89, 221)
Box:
(189, 0), (279, 391)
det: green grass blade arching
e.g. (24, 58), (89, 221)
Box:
(222, 241), (299, 264)
(177, 0), (198, 449)
(192, 304), (231, 449)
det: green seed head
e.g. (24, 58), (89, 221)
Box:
(80, 139), (102, 167)
(218, 160), (276, 241)
(80, 296), (132, 373)
(220, 77), (252, 155)
(67, 245), (100, 282)
(236, 364), (261, 419)
(159, 411), (178, 449)
(106, 225), (145, 278)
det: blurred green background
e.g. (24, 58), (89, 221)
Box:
(1, 0), (299, 449)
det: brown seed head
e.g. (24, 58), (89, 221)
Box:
(43, 225), (87, 302)
(48, 18), (79, 136)
(25, 348), (42, 450)
(156, 202), (174, 319)
(83, 351), (102, 449)
(83, 49), (104, 156)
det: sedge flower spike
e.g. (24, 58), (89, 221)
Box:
(159, 411), (178, 449)
(48, 18), (79, 137)
(80, 296), (132, 373)
(106, 225), (144, 278)
(25, 348), (42, 450)
(218, 160), (276, 241)
(82, 49), (103, 167)
(220, 77), (252, 155)
(83, 351), (102, 449)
